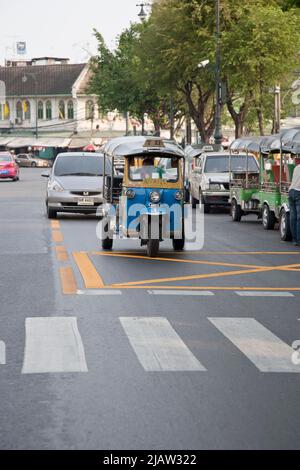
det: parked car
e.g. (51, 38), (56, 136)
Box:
(0, 152), (20, 181)
(190, 151), (259, 213)
(15, 153), (50, 168)
(43, 152), (111, 219)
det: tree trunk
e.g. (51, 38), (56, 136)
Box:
(257, 108), (264, 135)
(181, 82), (215, 144)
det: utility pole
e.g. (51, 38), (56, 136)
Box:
(274, 85), (281, 134)
(170, 96), (174, 140)
(214, 0), (223, 145)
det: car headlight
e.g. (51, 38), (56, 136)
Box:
(174, 190), (184, 201)
(48, 180), (64, 192)
(126, 189), (135, 199)
(150, 191), (161, 203)
(209, 183), (221, 190)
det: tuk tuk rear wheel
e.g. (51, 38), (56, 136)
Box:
(231, 200), (242, 222)
(262, 204), (276, 230)
(102, 237), (113, 250)
(147, 239), (159, 257)
(279, 208), (292, 242)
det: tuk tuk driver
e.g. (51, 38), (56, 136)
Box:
(140, 157), (164, 179)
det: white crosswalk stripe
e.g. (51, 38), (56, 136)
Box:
(22, 317), (88, 374)
(0, 341), (6, 365)
(235, 291), (294, 297)
(148, 290), (214, 296)
(120, 317), (206, 372)
(209, 317), (300, 373)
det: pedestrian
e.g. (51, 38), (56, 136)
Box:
(288, 158), (300, 246)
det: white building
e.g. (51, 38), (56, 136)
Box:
(0, 57), (102, 135)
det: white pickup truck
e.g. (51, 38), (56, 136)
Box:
(190, 151), (259, 213)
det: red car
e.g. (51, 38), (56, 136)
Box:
(0, 152), (20, 181)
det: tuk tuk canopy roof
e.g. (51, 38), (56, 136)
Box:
(230, 136), (268, 153)
(185, 143), (222, 159)
(103, 136), (185, 159)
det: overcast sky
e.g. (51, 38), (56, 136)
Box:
(0, 0), (148, 64)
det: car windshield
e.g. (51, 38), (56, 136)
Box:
(54, 156), (110, 177)
(129, 156), (179, 182)
(204, 155), (258, 173)
(0, 155), (12, 163)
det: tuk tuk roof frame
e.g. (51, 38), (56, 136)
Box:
(103, 136), (185, 160)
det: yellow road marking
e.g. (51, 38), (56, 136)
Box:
(51, 220), (60, 229)
(52, 230), (63, 243)
(60, 267), (77, 294)
(92, 252), (264, 269)
(112, 262), (300, 287)
(55, 246), (69, 262)
(93, 250), (300, 256)
(73, 252), (105, 289)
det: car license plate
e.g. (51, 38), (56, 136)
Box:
(77, 197), (94, 206)
(0, 170), (9, 175)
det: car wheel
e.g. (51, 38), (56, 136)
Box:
(47, 207), (57, 219)
(279, 208), (292, 242)
(231, 199), (242, 222)
(190, 192), (198, 209)
(31, 162), (37, 168)
(262, 204), (276, 230)
(200, 191), (210, 214)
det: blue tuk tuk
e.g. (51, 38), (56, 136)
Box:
(101, 136), (186, 257)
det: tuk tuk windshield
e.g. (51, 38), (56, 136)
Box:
(128, 156), (179, 183)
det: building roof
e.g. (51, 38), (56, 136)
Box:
(0, 63), (87, 97)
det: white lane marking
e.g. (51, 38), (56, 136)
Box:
(77, 289), (122, 296)
(0, 341), (6, 365)
(22, 317), (88, 374)
(120, 317), (206, 372)
(148, 290), (214, 296)
(209, 317), (300, 373)
(235, 291), (294, 297)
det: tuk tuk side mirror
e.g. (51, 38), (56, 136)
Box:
(41, 171), (50, 178)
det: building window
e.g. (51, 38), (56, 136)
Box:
(59, 100), (65, 120)
(24, 100), (31, 120)
(67, 100), (74, 120)
(46, 101), (52, 120)
(38, 101), (44, 120)
(86, 100), (94, 120)
(16, 101), (23, 121)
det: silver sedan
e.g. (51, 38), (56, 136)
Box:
(43, 152), (111, 219)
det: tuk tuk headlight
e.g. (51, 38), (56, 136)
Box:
(126, 189), (135, 199)
(150, 191), (161, 203)
(174, 190), (184, 201)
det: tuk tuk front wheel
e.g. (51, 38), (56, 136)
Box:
(147, 239), (159, 257)
(172, 238), (185, 250)
(262, 204), (276, 230)
(101, 222), (113, 250)
(231, 199), (242, 222)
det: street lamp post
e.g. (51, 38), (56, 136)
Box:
(22, 73), (38, 139)
(136, 3), (150, 22)
(214, 0), (223, 145)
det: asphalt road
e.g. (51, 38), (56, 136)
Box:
(0, 168), (300, 450)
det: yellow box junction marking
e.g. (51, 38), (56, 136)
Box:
(73, 252), (105, 289)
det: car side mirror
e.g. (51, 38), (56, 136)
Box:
(41, 172), (50, 178)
